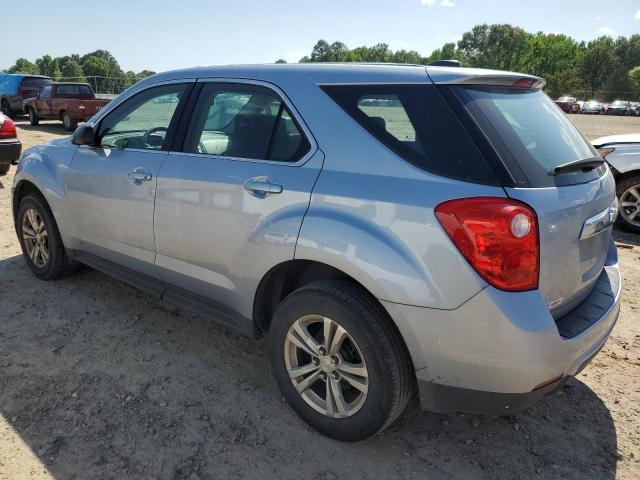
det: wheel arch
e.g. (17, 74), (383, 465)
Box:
(12, 179), (46, 223)
(253, 259), (419, 374)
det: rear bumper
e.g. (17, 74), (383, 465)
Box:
(0, 140), (21, 165)
(382, 258), (621, 415)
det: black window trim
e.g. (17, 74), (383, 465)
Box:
(91, 80), (195, 154)
(169, 78), (317, 167)
(321, 83), (503, 186)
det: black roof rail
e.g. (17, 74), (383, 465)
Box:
(429, 60), (462, 68)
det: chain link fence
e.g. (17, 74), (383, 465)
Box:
(57, 75), (150, 96)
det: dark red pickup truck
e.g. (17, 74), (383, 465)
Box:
(24, 83), (110, 131)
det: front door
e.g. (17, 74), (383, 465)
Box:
(65, 82), (191, 278)
(36, 85), (53, 118)
(153, 81), (322, 318)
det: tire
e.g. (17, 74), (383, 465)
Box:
(61, 112), (77, 131)
(16, 193), (76, 280)
(0, 164), (10, 175)
(28, 107), (39, 126)
(617, 174), (640, 233)
(1, 99), (14, 118)
(269, 280), (413, 441)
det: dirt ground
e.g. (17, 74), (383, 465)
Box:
(0, 115), (639, 480)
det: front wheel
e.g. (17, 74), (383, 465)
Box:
(62, 112), (77, 131)
(28, 107), (39, 125)
(269, 281), (413, 441)
(617, 175), (640, 233)
(16, 194), (76, 279)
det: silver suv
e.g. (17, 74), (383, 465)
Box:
(12, 64), (621, 441)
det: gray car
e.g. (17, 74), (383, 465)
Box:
(12, 64), (621, 441)
(593, 134), (640, 232)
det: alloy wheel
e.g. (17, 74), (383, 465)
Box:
(619, 185), (640, 227)
(22, 208), (49, 268)
(284, 315), (369, 418)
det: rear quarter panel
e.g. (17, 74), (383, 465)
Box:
(606, 144), (640, 176)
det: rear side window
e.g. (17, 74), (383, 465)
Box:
(453, 86), (601, 187)
(183, 83), (310, 162)
(56, 84), (93, 95)
(21, 77), (52, 89)
(321, 84), (499, 185)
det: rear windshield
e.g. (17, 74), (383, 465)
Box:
(56, 84), (93, 95)
(321, 84), (499, 185)
(453, 86), (602, 187)
(21, 77), (52, 89)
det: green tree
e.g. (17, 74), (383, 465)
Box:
(35, 55), (62, 79)
(519, 33), (583, 98)
(629, 66), (640, 89)
(458, 24), (531, 71)
(81, 55), (110, 93)
(60, 59), (86, 82)
(580, 36), (617, 92)
(428, 43), (464, 64)
(8, 58), (39, 75)
(275, 59), (287, 64)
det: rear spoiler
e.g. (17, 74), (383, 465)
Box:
(426, 67), (546, 90)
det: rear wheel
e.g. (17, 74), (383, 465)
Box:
(617, 174), (640, 233)
(16, 194), (76, 280)
(28, 107), (39, 125)
(269, 280), (413, 441)
(61, 112), (77, 131)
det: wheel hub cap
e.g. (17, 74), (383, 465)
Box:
(284, 315), (369, 418)
(21, 208), (49, 268)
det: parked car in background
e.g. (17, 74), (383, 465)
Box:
(0, 113), (21, 175)
(593, 134), (640, 232)
(12, 64), (621, 441)
(555, 96), (579, 113)
(24, 83), (111, 131)
(630, 102), (639, 116)
(580, 100), (604, 114)
(606, 100), (633, 116)
(0, 74), (52, 118)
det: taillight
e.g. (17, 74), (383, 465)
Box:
(435, 197), (539, 291)
(0, 116), (17, 138)
(597, 147), (614, 158)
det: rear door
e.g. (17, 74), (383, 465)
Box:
(451, 86), (616, 315)
(153, 80), (322, 318)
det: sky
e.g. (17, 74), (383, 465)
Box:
(2, 0), (640, 73)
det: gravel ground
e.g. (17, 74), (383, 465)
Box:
(0, 115), (639, 480)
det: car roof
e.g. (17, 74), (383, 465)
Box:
(592, 134), (640, 146)
(134, 63), (544, 88)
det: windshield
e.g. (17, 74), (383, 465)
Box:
(455, 86), (602, 187)
(612, 101), (627, 107)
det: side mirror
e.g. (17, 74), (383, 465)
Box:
(72, 124), (96, 146)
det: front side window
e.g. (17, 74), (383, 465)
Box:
(183, 83), (309, 162)
(99, 83), (186, 150)
(39, 86), (52, 99)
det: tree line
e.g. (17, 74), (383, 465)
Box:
(280, 24), (640, 100)
(5, 24), (640, 100)
(3, 50), (155, 94)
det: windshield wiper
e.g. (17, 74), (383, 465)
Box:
(552, 156), (605, 175)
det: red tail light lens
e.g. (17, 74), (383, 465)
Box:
(0, 116), (17, 138)
(435, 197), (539, 291)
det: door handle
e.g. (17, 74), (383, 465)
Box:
(127, 168), (153, 184)
(243, 177), (283, 197)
